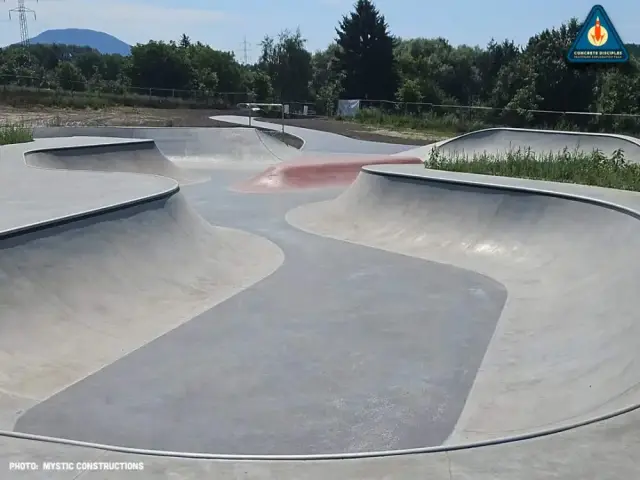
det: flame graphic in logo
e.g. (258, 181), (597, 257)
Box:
(587, 17), (608, 46)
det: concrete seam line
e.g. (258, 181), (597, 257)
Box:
(1, 401), (638, 461)
(0, 185), (179, 240)
(362, 167), (640, 220)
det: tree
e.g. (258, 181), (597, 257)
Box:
(186, 42), (247, 92)
(334, 0), (397, 100)
(311, 44), (344, 114)
(128, 41), (194, 92)
(180, 34), (191, 49)
(246, 68), (274, 101)
(55, 61), (86, 91)
(258, 29), (312, 102)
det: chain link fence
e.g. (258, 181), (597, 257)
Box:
(0, 74), (250, 110)
(353, 99), (640, 136)
(2, 72), (639, 135)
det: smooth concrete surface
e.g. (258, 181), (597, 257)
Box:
(2, 125), (640, 478)
(210, 115), (416, 154)
(25, 138), (204, 184)
(0, 138), (178, 235)
(401, 127), (640, 162)
(233, 154), (422, 191)
(14, 170), (505, 455)
(34, 127), (301, 167)
(2, 405), (640, 480)
(287, 165), (640, 443)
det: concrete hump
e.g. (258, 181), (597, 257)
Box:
(33, 127), (301, 166)
(24, 138), (201, 183)
(233, 155), (422, 192)
(287, 165), (640, 443)
(0, 192), (283, 429)
(400, 128), (640, 162)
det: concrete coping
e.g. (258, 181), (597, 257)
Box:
(0, 137), (179, 240)
(363, 164), (640, 218)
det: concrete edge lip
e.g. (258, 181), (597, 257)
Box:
(2, 137), (180, 238)
(363, 164), (640, 217)
(3, 164), (640, 461)
(438, 126), (640, 145)
(0, 315), (637, 460)
(22, 138), (155, 156)
(0, 184), (180, 240)
(207, 115), (307, 150)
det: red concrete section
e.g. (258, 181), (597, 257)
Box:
(232, 155), (422, 192)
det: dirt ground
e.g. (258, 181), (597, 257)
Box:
(0, 105), (444, 146)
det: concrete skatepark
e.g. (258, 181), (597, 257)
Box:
(0, 117), (639, 478)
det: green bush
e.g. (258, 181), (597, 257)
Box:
(425, 147), (640, 191)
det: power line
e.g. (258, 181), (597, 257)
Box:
(244, 36), (249, 64)
(5, 0), (37, 49)
(238, 36), (253, 64)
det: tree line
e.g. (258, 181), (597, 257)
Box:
(1, 0), (639, 131)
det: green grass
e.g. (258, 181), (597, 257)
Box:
(348, 107), (640, 138)
(349, 108), (489, 136)
(0, 84), (237, 111)
(425, 147), (640, 191)
(0, 122), (33, 145)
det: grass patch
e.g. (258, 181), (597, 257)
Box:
(0, 122), (33, 145)
(0, 84), (237, 111)
(425, 147), (640, 191)
(348, 108), (489, 136)
(345, 107), (640, 137)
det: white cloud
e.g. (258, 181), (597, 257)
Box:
(0, 0), (232, 46)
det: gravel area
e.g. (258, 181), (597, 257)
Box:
(0, 105), (440, 145)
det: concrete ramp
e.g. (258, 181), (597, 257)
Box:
(25, 138), (202, 184)
(0, 191), (283, 431)
(233, 154), (422, 192)
(33, 127), (300, 167)
(287, 165), (640, 443)
(401, 127), (640, 162)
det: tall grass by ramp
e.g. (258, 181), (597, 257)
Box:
(425, 147), (640, 191)
(0, 122), (34, 145)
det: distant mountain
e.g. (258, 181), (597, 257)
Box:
(28, 28), (131, 55)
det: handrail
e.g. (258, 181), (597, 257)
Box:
(237, 102), (286, 132)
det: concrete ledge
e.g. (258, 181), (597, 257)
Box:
(0, 183), (178, 240)
(0, 137), (182, 238)
(362, 164), (640, 216)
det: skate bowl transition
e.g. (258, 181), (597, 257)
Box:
(398, 126), (640, 162)
(33, 126), (303, 166)
(0, 123), (639, 479)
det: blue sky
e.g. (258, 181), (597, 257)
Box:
(0, 0), (636, 61)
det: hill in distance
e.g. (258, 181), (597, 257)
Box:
(28, 28), (131, 55)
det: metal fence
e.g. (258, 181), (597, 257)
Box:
(2, 72), (639, 134)
(354, 99), (640, 135)
(0, 74), (250, 109)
